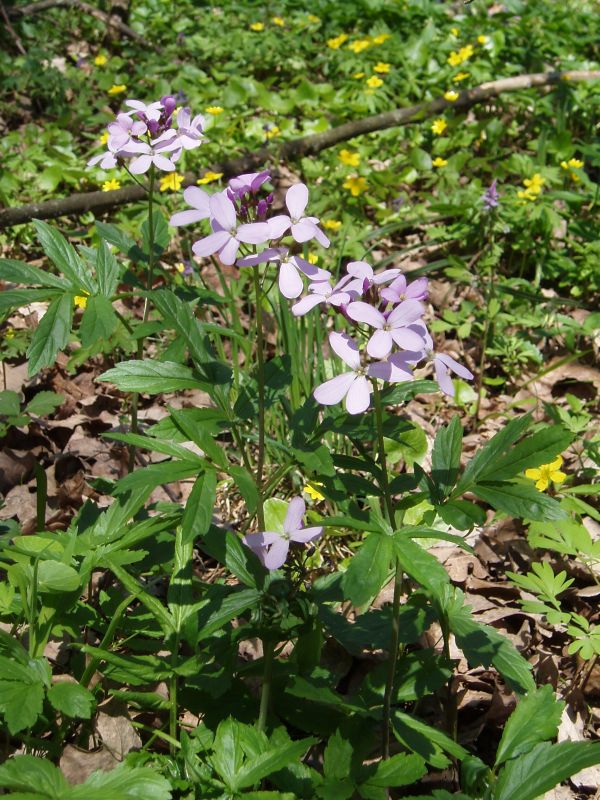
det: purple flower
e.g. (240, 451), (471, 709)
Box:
(342, 261), (401, 295)
(346, 299), (426, 358)
(229, 171), (270, 198)
(175, 107), (205, 150)
(380, 274), (429, 305)
(169, 186), (211, 226)
(482, 179), (499, 210)
(433, 353), (474, 396)
(313, 332), (371, 414)
(87, 146), (118, 170)
(107, 112), (147, 150)
(192, 192), (270, 265)
(291, 276), (355, 316)
(242, 497), (323, 570)
(368, 351), (414, 383)
(119, 130), (180, 174)
(268, 184), (330, 247)
(124, 98), (163, 122)
(238, 247), (330, 299)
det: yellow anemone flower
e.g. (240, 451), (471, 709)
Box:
(250, 22), (264, 31)
(338, 149), (360, 167)
(343, 176), (367, 196)
(353, 72), (366, 79)
(94, 54), (107, 66)
(272, 16), (285, 26)
(444, 90), (459, 102)
(101, 178), (121, 191)
(374, 62), (391, 73)
(197, 171), (224, 185)
(108, 84), (127, 95)
(432, 157), (448, 168)
(525, 455), (566, 492)
(323, 219), (342, 231)
(453, 72), (470, 82)
(327, 34), (348, 49)
(477, 35), (489, 44)
(99, 131), (109, 145)
(159, 172), (184, 192)
(431, 118), (448, 135)
(74, 291), (89, 309)
(366, 75), (384, 88)
(206, 106), (224, 115)
(371, 33), (391, 45)
(266, 125), (280, 139)
(450, 27), (460, 36)
(304, 482), (325, 502)
(348, 39), (371, 53)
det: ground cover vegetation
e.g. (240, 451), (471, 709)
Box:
(0, 0), (599, 797)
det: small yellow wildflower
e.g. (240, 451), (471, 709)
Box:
(197, 171), (224, 185)
(447, 44), (474, 66)
(74, 292), (89, 309)
(327, 33), (348, 49)
(372, 33), (391, 44)
(366, 75), (384, 88)
(374, 62), (391, 73)
(323, 219), (342, 231)
(444, 90), (459, 102)
(108, 84), (127, 95)
(343, 176), (367, 196)
(570, 172), (580, 183)
(431, 118), (448, 135)
(525, 455), (566, 492)
(94, 54), (107, 66)
(266, 125), (280, 139)
(250, 22), (264, 31)
(524, 174), (545, 192)
(206, 106), (224, 115)
(308, 253), (319, 264)
(5, 327), (15, 341)
(432, 157), (448, 168)
(477, 35), (489, 44)
(348, 38), (371, 54)
(102, 178), (121, 192)
(308, 14), (321, 24)
(560, 158), (584, 170)
(353, 72), (366, 79)
(450, 27), (460, 36)
(304, 482), (325, 502)
(160, 172), (184, 192)
(453, 71), (470, 82)
(272, 16), (285, 26)
(175, 262), (186, 273)
(99, 131), (109, 145)
(338, 149), (360, 167)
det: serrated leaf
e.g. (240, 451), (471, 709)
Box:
(393, 534), (450, 601)
(27, 293), (73, 376)
(0, 755), (69, 798)
(37, 561), (80, 593)
(341, 533), (393, 607)
(363, 752), (427, 789)
(0, 680), (45, 734)
(0, 258), (70, 290)
(25, 391), (64, 417)
(234, 738), (316, 790)
(0, 289), (57, 314)
(480, 425), (573, 483)
(95, 239), (121, 297)
(71, 762), (173, 799)
(32, 220), (95, 294)
(0, 390), (21, 417)
(495, 685), (564, 767)
(431, 416), (463, 500)
(47, 682), (95, 719)
(151, 289), (212, 366)
(79, 296), (117, 347)
(98, 359), (209, 394)
(181, 470), (217, 545)
(472, 481), (566, 521)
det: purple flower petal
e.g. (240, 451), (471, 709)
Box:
(286, 183), (309, 219)
(284, 497), (306, 534)
(262, 537), (290, 570)
(129, 154), (152, 174)
(268, 215), (291, 239)
(390, 328), (426, 351)
(290, 219), (319, 243)
(434, 357), (455, 397)
(290, 526), (323, 543)
(368, 355), (413, 383)
(292, 294), (325, 316)
(313, 371), (356, 406)
(210, 192), (237, 230)
(237, 222), (271, 245)
(192, 230), (231, 258)
(367, 329), (394, 359)
(346, 301), (385, 329)
(436, 353), (474, 381)
(346, 375), (371, 414)
(329, 331), (361, 370)
(388, 299), (424, 328)
(405, 277), (429, 300)
(279, 260), (304, 299)
(292, 256), (330, 281)
(184, 186), (211, 214)
(218, 236), (241, 265)
(170, 209), (207, 226)
(373, 268), (402, 285)
(152, 154), (176, 172)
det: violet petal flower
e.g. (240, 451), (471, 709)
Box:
(342, 261), (401, 295)
(268, 183), (330, 247)
(229, 171), (270, 197)
(87, 149), (118, 169)
(170, 186), (211, 226)
(291, 277), (354, 316)
(380, 275), (429, 305)
(346, 299), (425, 358)
(242, 496), (323, 570)
(124, 99), (163, 121)
(482, 179), (500, 210)
(192, 192), (270, 265)
(368, 351), (414, 383)
(433, 353), (474, 397)
(107, 112), (147, 150)
(313, 332), (371, 414)
(176, 107), (206, 150)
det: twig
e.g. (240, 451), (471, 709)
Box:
(1, 69), (598, 229)
(0, 1), (27, 54)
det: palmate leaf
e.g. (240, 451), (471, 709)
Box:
(26, 293), (73, 376)
(0, 679), (45, 734)
(79, 295), (118, 347)
(479, 424), (573, 482)
(47, 682), (95, 719)
(0, 258), (70, 290)
(95, 239), (122, 297)
(495, 685), (564, 767)
(0, 755), (69, 798)
(0, 288), (58, 314)
(32, 219), (96, 295)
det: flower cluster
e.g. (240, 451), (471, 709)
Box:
(517, 173), (545, 202)
(88, 96), (204, 175)
(290, 260), (473, 413)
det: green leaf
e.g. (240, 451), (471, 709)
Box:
(410, 148), (433, 171)
(200, 527), (265, 589)
(47, 682), (95, 719)
(264, 498), (288, 534)
(431, 416), (463, 500)
(27, 293), (73, 376)
(480, 425), (573, 483)
(151, 289), (212, 366)
(210, 717), (245, 789)
(142, 209), (170, 258)
(79, 296), (117, 347)
(181, 470), (217, 544)
(0, 390), (21, 417)
(472, 481), (567, 521)
(363, 752), (426, 789)
(196, 586), (260, 642)
(495, 685), (564, 767)
(323, 729), (353, 782)
(229, 465), (259, 515)
(168, 527), (195, 642)
(106, 560), (173, 635)
(95, 221), (147, 263)
(341, 533), (393, 607)
(37, 561), (80, 593)
(0, 755), (69, 798)
(493, 741), (600, 800)
(169, 407), (228, 468)
(0, 289), (57, 315)
(0, 258), (70, 290)
(25, 391), (64, 417)
(234, 739), (316, 790)
(98, 360), (210, 394)
(32, 220), (95, 294)
(393, 534), (450, 601)
(71, 762), (173, 799)
(95, 239), (121, 297)
(0, 680), (45, 734)
(392, 710), (467, 768)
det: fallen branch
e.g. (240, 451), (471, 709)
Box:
(7, 0), (151, 47)
(1, 69), (598, 229)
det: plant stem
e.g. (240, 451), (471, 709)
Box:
(252, 264), (266, 529)
(257, 639), (275, 732)
(169, 637), (179, 756)
(373, 382), (402, 760)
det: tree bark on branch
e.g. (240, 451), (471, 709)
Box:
(0, 69), (598, 229)
(7, 0), (151, 46)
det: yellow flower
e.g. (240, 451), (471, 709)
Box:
(304, 482), (325, 502)
(450, 27), (460, 36)
(432, 157), (448, 168)
(517, 189), (538, 202)
(525, 455), (566, 492)
(431, 118), (448, 135)
(323, 219), (342, 231)
(94, 54), (107, 66)
(101, 178), (121, 191)
(327, 33), (348, 49)
(338, 149), (360, 167)
(444, 90), (459, 102)
(447, 44), (474, 66)
(523, 173), (545, 192)
(372, 33), (391, 44)
(5, 327), (15, 341)
(570, 172), (580, 182)
(453, 71), (470, 82)
(266, 125), (280, 139)
(374, 62), (390, 73)
(366, 75), (384, 88)
(308, 14), (321, 23)
(564, 157), (584, 169)
(175, 262), (186, 273)
(477, 35), (489, 44)
(272, 16), (285, 26)
(308, 253), (319, 264)
(353, 72), (366, 79)
(343, 176), (367, 196)
(348, 38), (371, 53)
(74, 292), (89, 309)
(206, 106), (224, 115)
(99, 131), (109, 145)
(250, 22), (264, 31)
(108, 84), (127, 95)
(197, 171), (224, 185)
(160, 172), (185, 192)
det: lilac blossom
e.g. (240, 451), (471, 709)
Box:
(313, 332), (371, 414)
(482, 179), (500, 210)
(242, 497), (323, 570)
(124, 98), (164, 121)
(175, 107), (206, 150)
(229, 171), (270, 199)
(238, 247), (330, 299)
(342, 261), (401, 295)
(380, 274), (429, 305)
(268, 183), (330, 247)
(169, 186), (211, 226)
(121, 132), (181, 174)
(292, 276), (355, 316)
(87, 146), (119, 170)
(433, 353), (474, 396)
(192, 192), (270, 265)
(368, 351), (414, 383)
(346, 299), (426, 358)
(107, 113), (147, 150)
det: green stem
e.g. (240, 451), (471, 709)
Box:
(252, 264), (266, 529)
(257, 639), (275, 732)
(80, 593), (136, 688)
(373, 382), (402, 760)
(169, 637), (179, 755)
